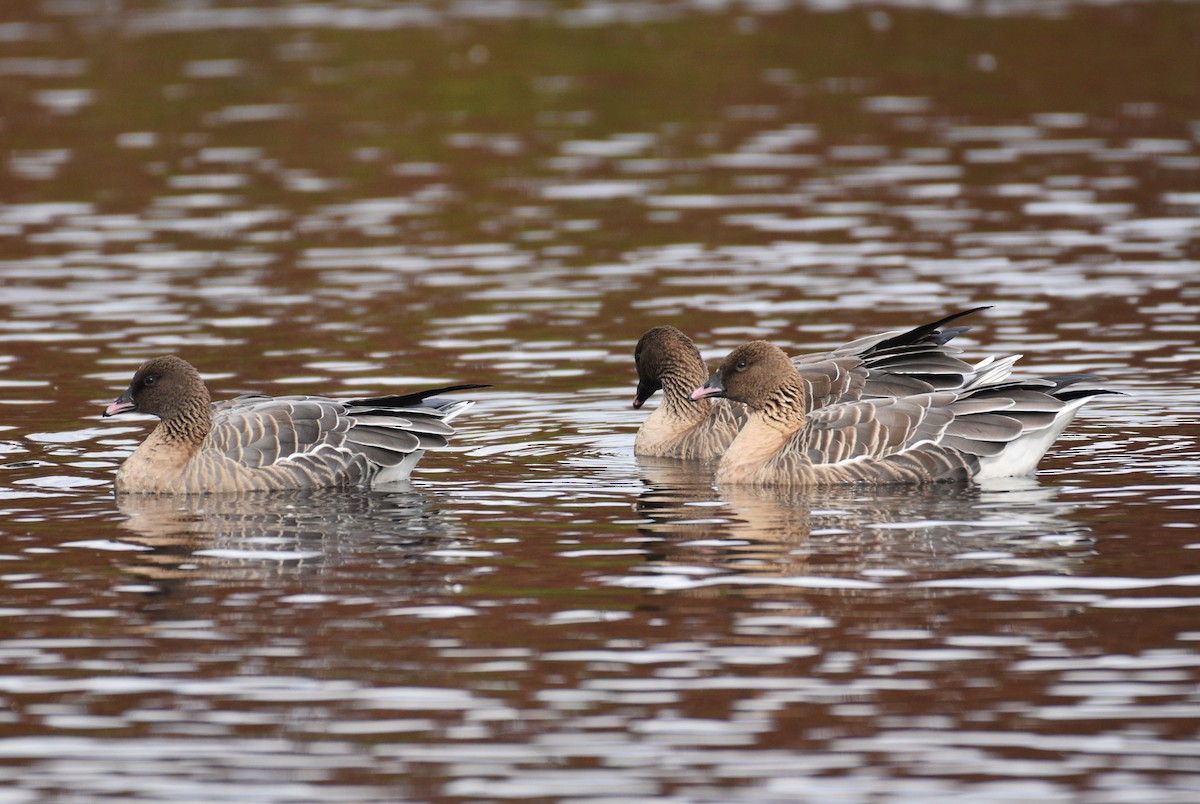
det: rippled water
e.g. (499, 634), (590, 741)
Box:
(1, 1), (1199, 800)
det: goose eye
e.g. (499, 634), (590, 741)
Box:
(144, 375), (157, 387)
(735, 360), (748, 370)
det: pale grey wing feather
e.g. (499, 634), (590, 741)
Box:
(939, 434), (1005, 457)
(345, 427), (430, 466)
(938, 413), (1025, 458)
(207, 396), (379, 487)
(812, 308), (987, 399)
(210, 398), (349, 468)
(792, 344), (975, 404)
(801, 393), (957, 463)
(819, 380), (1077, 464)
(859, 373), (942, 398)
(759, 396), (978, 485)
(942, 395), (1016, 415)
(866, 356), (972, 375)
(791, 356), (868, 411)
(349, 413), (443, 431)
(342, 397), (469, 465)
(985, 410), (1061, 431)
(347, 407), (458, 436)
(1003, 389), (1066, 410)
(353, 426), (444, 451)
(860, 347), (978, 396)
(946, 412), (1026, 442)
(347, 427), (424, 452)
(343, 440), (416, 468)
(933, 380), (1085, 459)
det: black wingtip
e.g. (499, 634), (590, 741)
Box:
(351, 384), (490, 407)
(1041, 374), (1123, 401)
(868, 306), (992, 354)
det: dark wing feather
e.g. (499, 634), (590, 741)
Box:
(858, 306), (990, 354)
(350, 384), (490, 408)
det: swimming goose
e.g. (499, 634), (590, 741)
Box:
(102, 355), (484, 494)
(632, 308), (994, 460)
(689, 340), (1111, 487)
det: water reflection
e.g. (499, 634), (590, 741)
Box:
(114, 488), (463, 582)
(630, 462), (1096, 588)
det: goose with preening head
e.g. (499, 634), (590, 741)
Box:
(632, 325), (744, 460)
(102, 355), (484, 494)
(690, 339), (1112, 487)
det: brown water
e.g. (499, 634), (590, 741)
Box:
(1, 1), (1199, 800)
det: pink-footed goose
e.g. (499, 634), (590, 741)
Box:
(689, 340), (1113, 487)
(633, 307), (1005, 460)
(102, 355), (484, 493)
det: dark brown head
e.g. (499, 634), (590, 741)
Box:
(103, 355), (210, 421)
(633, 326), (705, 409)
(690, 341), (796, 410)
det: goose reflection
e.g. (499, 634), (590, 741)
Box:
(115, 486), (463, 582)
(633, 459), (1096, 581)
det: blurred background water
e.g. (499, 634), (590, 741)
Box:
(1, 0), (1199, 800)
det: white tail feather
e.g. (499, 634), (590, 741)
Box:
(975, 396), (1091, 480)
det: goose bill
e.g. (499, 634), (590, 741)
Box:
(103, 392), (137, 417)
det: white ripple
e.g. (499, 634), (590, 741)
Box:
(917, 574), (1200, 591)
(383, 605), (477, 618)
(192, 549), (321, 561)
(61, 540), (151, 552)
(608, 575), (881, 591)
(542, 181), (650, 200)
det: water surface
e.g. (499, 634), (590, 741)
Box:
(1, 1), (1199, 800)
